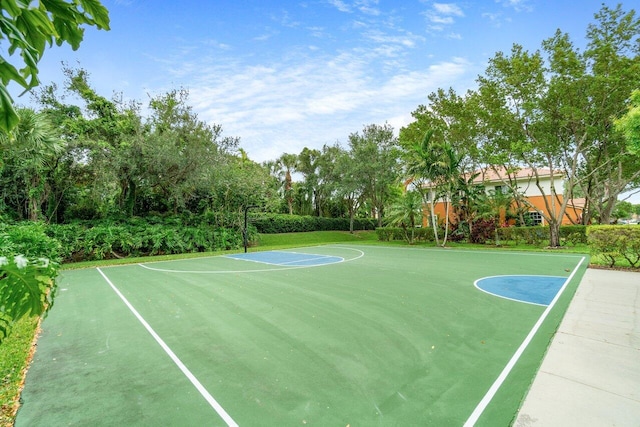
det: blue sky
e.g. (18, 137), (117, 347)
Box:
(11, 0), (629, 165)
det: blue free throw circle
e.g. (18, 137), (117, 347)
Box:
(475, 275), (567, 306)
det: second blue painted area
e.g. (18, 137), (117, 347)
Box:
(476, 275), (567, 306)
(228, 251), (342, 266)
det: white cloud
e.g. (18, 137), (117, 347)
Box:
(327, 0), (351, 13)
(496, 0), (533, 13)
(433, 3), (464, 16)
(481, 12), (512, 27)
(327, 0), (381, 16)
(180, 51), (473, 161)
(426, 2), (465, 31)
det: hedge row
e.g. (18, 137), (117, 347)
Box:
(496, 225), (588, 246)
(375, 227), (436, 242)
(1, 214), (379, 263)
(251, 214), (377, 234)
(376, 225), (588, 246)
(587, 225), (640, 268)
(45, 222), (247, 262)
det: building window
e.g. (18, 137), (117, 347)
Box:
(494, 185), (508, 194)
(524, 211), (543, 226)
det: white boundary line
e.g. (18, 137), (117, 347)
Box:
(96, 268), (239, 427)
(463, 256), (586, 426)
(138, 247), (364, 274)
(473, 275), (567, 307)
(332, 243), (586, 259)
(224, 252), (344, 266)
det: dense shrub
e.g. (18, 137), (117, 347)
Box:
(496, 226), (547, 245)
(0, 222), (61, 262)
(496, 225), (587, 246)
(469, 219), (496, 244)
(559, 225), (588, 245)
(0, 223), (60, 343)
(45, 220), (247, 262)
(375, 227), (435, 243)
(587, 225), (640, 268)
(252, 214), (376, 234)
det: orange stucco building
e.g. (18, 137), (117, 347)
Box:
(423, 167), (584, 227)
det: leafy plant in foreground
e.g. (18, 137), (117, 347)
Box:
(0, 255), (58, 344)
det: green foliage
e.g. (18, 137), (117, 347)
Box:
(612, 200), (635, 221)
(613, 70), (640, 154)
(0, 222), (61, 261)
(559, 225), (588, 246)
(44, 218), (246, 262)
(384, 190), (424, 244)
(0, 0), (110, 132)
(375, 227), (435, 243)
(587, 225), (640, 268)
(0, 108), (65, 222)
(252, 213), (376, 234)
(348, 124), (402, 227)
(0, 255), (58, 343)
(0, 315), (38, 424)
(490, 225), (587, 247)
(0, 223), (59, 344)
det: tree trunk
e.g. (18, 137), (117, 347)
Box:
(442, 198), (450, 247)
(599, 195), (617, 225)
(428, 190), (440, 246)
(28, 175), (41, 221)
(285, 170), (293, 215)
(349, 206), (355, 233)
(549, 221), (561, 247)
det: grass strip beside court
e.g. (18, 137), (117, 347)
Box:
(16, 245), (587, 426)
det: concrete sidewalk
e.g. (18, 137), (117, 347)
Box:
(515, 268), (640, 426)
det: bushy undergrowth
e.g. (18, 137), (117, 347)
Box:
(375, 227), (436, 243)
(45, 220), (249, 262)
(587, 225), (640, 268)
(497, 225), (587, 246)
(376, 224), (589, 248)
(0, 222), (59, 344)
(251, 213), (376, 234)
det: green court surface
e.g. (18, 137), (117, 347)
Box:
(16, 245), (588, 426)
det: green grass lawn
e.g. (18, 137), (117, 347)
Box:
(0, 317), (39, 427)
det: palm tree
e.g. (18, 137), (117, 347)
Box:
(477, 188), (515, 246)
(277, 153), (298, 215)
(385, 190), (423, 244)
(0, 108), (64, 221)
(405, 130), (441, 245)
(405, 131), (464, 246)
(435, 142), (462, 247)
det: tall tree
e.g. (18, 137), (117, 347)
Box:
(348, 123), (401, 227)
(474, 43), (573, 247)
(296, 147), (321, 216)
(402, 130), (441, 245)
(144, 89), (237, 214)
(0, 0), (110, 131)
(275, 153), (298, 214)
(573, 5), (640, 224)
(385, 190), (423, 244)
(615, 89), (640, 155)
(0, 108), (64, 221)
(62, 67), (145, 217)
(333, 145), (364, 232)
